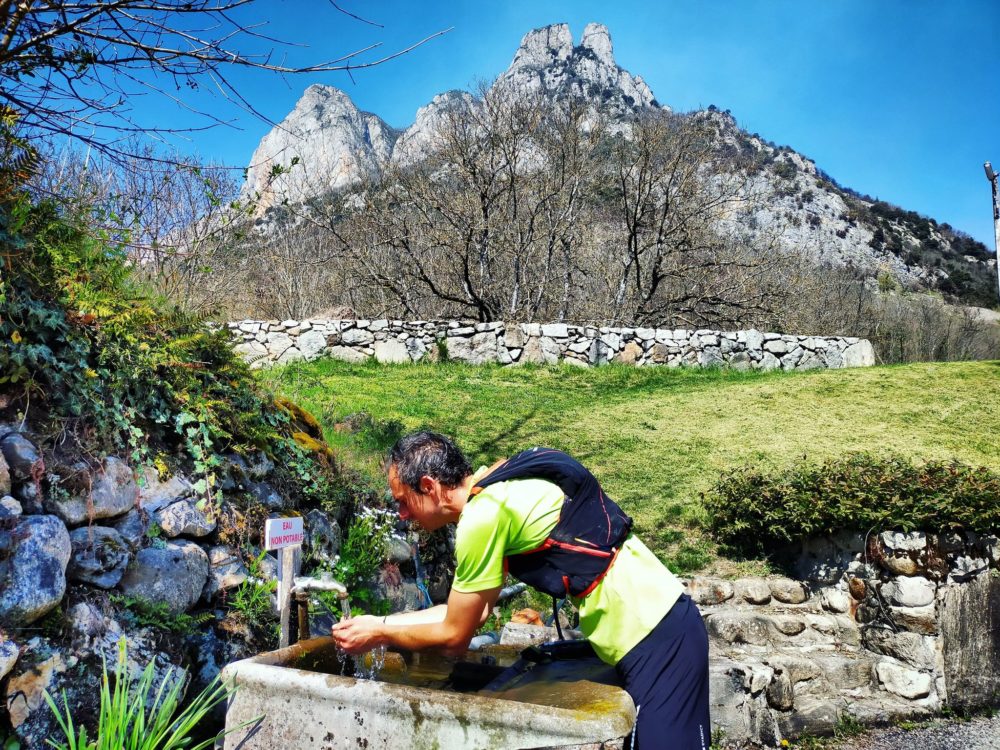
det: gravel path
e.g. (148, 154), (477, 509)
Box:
(830, 714), (1000, 750)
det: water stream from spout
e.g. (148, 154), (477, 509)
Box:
(332, 592), (387, 680)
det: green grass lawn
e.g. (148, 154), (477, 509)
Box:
(262, 359), (1000, 574)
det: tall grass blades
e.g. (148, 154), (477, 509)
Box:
(43, 638), (255, 750)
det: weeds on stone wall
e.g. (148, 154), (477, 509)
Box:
(226, 552), (277, 633)
(334, 507), (396, 615)
(704, 453), (1000, 558)
(110, 595), (212, 634)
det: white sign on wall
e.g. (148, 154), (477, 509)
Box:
(265, 517), (304, 550)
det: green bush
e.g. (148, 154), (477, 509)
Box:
(704, 453), (1000, 558)
(333, 506), (396, 613)
(227, 552), (277, 630)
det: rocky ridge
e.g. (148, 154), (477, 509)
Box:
(243, 84), (398, 211)
(241, 23), (996, 306)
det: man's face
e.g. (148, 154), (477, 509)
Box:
(387, 465), (444, 530)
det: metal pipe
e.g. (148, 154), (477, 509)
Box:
(286, 574), (349, 647)
(498, 582), (528, 602)
(296, 591), (311, 642)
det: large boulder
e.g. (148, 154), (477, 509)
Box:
(201, 545), (248, 601)
(0, 432), (43, 482)
(67, 526), (132, 589)
(45, 457), (137, 526)
(138, 466), (194, 513)
(687, 578), (736, 606)
(0, 515), (71, 627)
(4, 646), (72, 747)
(842, 340), (876, 368)
(940, 572), (1000, 710)
(14, 480), (44, 514)
(118, 540), (209, 614)
(0, 495), (21, 520)
(66, 601), (121, 647)
(111, 508), (149, 550)
(304, 509), (341, 565)
(248, 481), (284, 510)
(155, 499), (216, 538)
(373, 339), (410, 363)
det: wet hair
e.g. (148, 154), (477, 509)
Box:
(388, 431), (472, 492)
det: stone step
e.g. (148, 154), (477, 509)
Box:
(705, 609), (860, 649)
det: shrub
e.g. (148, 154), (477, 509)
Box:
(704, 453), (1000, 559)
(227, 552), (277, 630)
(333, 506), (396, 613)
(110, 595), (212, 634)
(772, 159), (797, 180)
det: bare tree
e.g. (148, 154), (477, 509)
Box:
(335, 84), (604, 322)
(0, 1), (447, 161)
(598, 110), (779, 327)
(767, 257), (1000, 363)
(29, 139), (254, 313)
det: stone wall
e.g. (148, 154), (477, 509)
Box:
(225, 318), (877, 370)
(688, 529), (1000, 745)
(0, 427), (326, 746)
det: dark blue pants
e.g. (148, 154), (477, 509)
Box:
(614, 594), (711, 750)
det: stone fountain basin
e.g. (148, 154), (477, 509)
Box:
(221, 636), (634, 750)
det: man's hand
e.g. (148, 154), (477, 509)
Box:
(331, 615), (385, 655)
(329, 587), (501, 656)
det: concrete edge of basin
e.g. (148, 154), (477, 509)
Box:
(221, 656), (636, 744)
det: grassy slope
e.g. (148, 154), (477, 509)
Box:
(264, 359), (1000, 573)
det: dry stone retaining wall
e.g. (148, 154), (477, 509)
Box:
(688, 529), (1000, 745)
(225, 318), (876, 370)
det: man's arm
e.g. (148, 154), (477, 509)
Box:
(331, 586), (501, 656)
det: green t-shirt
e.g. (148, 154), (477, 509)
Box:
(453, 476), (684, 664)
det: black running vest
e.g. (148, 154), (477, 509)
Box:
(469, 447), (633, 599)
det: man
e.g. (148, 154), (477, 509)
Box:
(332, 431), (710, 749)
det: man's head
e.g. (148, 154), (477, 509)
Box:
(386, 431), (473, 530)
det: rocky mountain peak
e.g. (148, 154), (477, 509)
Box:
(580, 22), (614, 67)
(392, 90), (474, 167)
(243, 23), (660, 209)
(495, 23), (657, 113)
(242, 84), (396, 211)
(234, 23), (996, 309)
(508, 23), (574, 70)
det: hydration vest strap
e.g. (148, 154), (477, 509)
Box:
(576, 545), (622, 599)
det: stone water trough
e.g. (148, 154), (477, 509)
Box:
(221, 637), (634, 749)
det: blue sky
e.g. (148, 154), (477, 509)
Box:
(146, 0), (1000, 248)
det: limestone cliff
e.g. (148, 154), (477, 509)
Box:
(240, 23), (995, 304)
(242, 84), (398, 210)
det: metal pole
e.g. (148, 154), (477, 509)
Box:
(992, 174), (1000, 302)
(986, 162), (1000, 302)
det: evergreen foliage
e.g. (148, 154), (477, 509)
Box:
(704, 453), (1000, 559)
